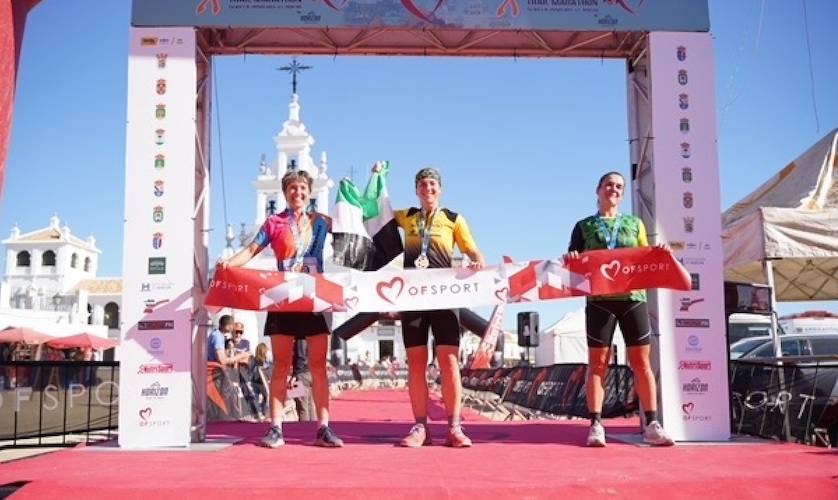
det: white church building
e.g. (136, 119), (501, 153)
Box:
(0, 215), (120, 358)
(215, 89), (412, 365)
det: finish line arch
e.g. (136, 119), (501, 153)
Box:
(118, 0), (727, 448)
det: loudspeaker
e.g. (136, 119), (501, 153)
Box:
(517, 311), (539, 347)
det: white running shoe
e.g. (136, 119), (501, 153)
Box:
(586, 422), (606, 447)
(643, 421), (675, 446)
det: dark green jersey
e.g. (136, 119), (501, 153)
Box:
(568, 214), (648, 302)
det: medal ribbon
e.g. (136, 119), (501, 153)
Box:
(418, 208), (437, 261)
(288, 209), (312, 269)
(595, 214), (623, 250)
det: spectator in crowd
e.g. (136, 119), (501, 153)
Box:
(229, 322), (263, 422)
(251, 342), (271, 422)
(350, 361), (364, 388)
(208, 315), (249, 366)
(289, 338), (315, 421)
(231, 321), (251, 358)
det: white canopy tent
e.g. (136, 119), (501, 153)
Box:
(722, 129), (838, 301)
(534, 308), (627, 367)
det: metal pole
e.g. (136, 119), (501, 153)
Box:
(86, 363), (93, 443)
(763, 259), (782, 358)
(61, 365), (69, 445)
(106, 364), (115, 440)
(13, 365), (18, 446)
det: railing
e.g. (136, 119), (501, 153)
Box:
(0, 361), (119, 449)
(729, 356), (838, 447)
(460, 364), (637, 421)
(8, 294), (77, 313)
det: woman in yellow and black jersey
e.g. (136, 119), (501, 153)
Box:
(378, 165), (485, 448)
(394, 207), (478, 269)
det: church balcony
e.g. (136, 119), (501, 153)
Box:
(9, 293), (77, 313)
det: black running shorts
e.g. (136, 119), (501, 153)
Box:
(585, 300), (651, 348)
(401, 310), (460, 349)
(264, 312), (329, 338)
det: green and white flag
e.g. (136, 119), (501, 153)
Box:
(332, 161), (402, 271)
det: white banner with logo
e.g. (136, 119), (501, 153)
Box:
(351, 267), (505, 312)
(647, 32), (730, 441)
(119, 27), (197, 448)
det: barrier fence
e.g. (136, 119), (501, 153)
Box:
(3, 359), (836, 447)
(461, 364), (638, 420)
(729, 357), (838, 447)
(0, 361), (119, 448)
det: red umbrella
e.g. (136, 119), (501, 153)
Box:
(0, 326), (54, 344)
(47, 333), (119, 350)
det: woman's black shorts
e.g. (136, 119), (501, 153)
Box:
(264, 312), (329, 338)
(585, 300), (651, 348)
(401, 310), (460, 349)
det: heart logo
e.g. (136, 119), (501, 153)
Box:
(494, 287), (509, 301)
(400, 0), (444, 22)
(376, 277), (405, 305)
(600, 260), (621, 281)
(681, 402), (695, 415)
(322, 0), (350, 10)
(139, 407), (152, 422)
(344, 296), (359, 310)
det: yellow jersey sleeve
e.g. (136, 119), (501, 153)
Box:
(453, 214), (479, 256)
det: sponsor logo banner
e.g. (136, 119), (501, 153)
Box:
(133, 0), (710, 32)
(138, 320), (175, 331)
(206, 247), (691, 313)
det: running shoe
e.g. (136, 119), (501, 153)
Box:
(444, 424), (473, 448)
(314, 425), (344, 448)
(261, 425), (285, 448)
(399, 424), (432, 448)
(586, 422), (606, 447)
(643, 421), (675, 446)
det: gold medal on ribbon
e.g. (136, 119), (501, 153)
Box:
(414, 254), (430, 269)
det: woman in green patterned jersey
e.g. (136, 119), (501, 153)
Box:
(564, 171), (675, 448)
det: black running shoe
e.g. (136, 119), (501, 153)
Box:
(261, 425), (285, 448)
(314, 425), (344, 448)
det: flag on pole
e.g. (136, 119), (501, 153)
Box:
(332, 161), (403, 271)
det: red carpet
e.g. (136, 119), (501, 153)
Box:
(1, 390), (836, 499)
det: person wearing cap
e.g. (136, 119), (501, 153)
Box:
(231, 321), (251, 358)
(375, 164), (486, 447)
(218, 169), (343, 449)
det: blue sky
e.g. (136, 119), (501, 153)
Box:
(3, 0), (837, 328)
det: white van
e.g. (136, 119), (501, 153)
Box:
(727, 313), (774, 345)
(779, 311), (838, 335)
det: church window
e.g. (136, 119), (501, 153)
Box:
(104, 302), (120, 329)
(71, 253), (79, 268)
(16, 251), (31, 267)
(42, 250), (56, 266)
(84, 257), (92, 272)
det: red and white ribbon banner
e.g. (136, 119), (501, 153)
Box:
(206, 247), (690, 313)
